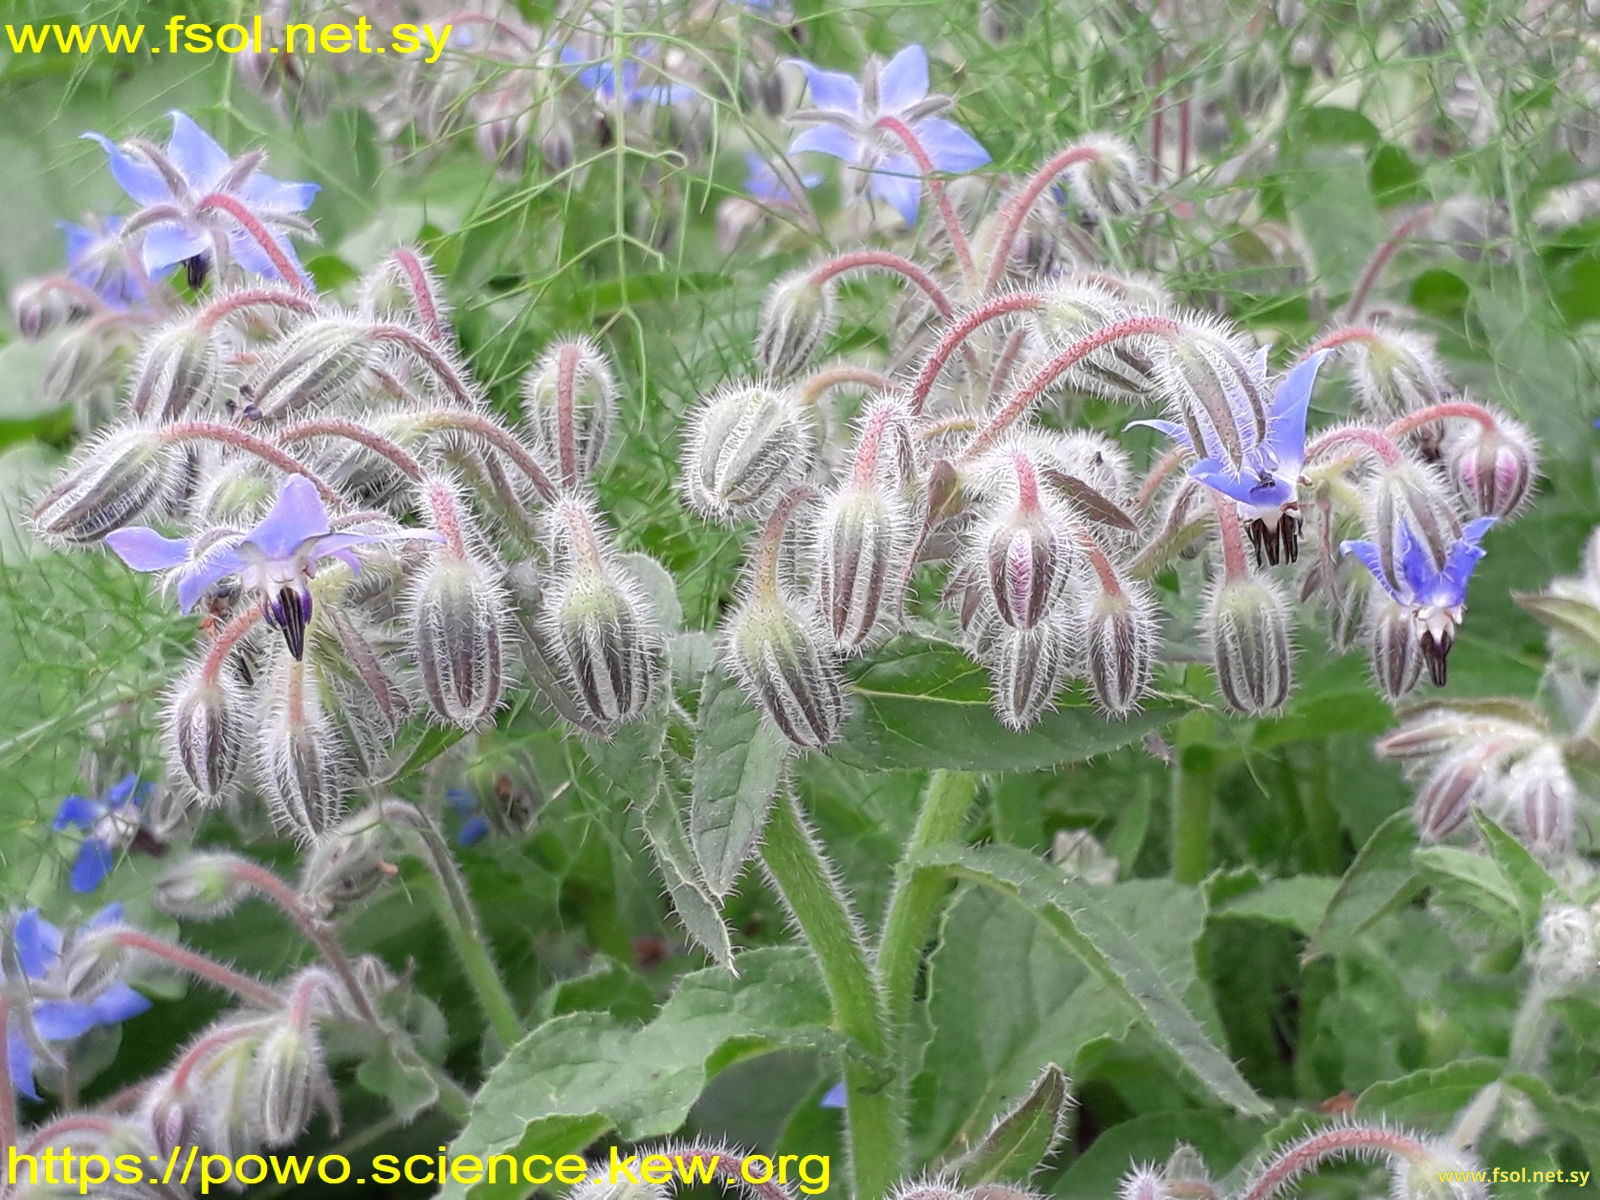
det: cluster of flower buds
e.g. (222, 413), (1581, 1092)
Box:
(30, 115), (666, 842)
(686, 96), (1539, 741)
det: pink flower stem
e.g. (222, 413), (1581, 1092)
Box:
(20, 1113), (119, 1156)
(277, 417), (424, 481)
(423, 481), (470, 559)
(1385, 402), (1498, 438)
(1305, 426), (1404, 468)
(1302, 326), (1379, 357)
(554, 341), (581, 486)
(169, 1018), (275, 1094)
(112, 930), (283, 1009)
(1242, 1124), (1435, 1200)
(195, 287), (319, 331)
(988, 326), (1031, 402)
(1343, 205), (1435, 321)
(1070, 524), (1126, 595)
(388, 247), (447, 342)
(808, 250), (957, 319)
(799, 365), (891, 407)
(961, 315), (1182, 458)
(1134, 446), (1191, 511)
(415, 410), (558, 503)
(1206, 489), (1251, 581)
(850, 399), (906, 487)
(753, 487), (817, 594)
(982, 144), (1103, 291)
(201, 609), (264, 685)
(908, 291), (1048, 415)
(195, 193), (314, 293)
(156, 422), (341, 505)
(367, 324), (479, 409)
(873, 115), (979, 287)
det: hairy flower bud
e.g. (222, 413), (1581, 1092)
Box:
(1443, 413), (1537, 520)
(726, 592), (846, 748)
(1063, 134), (1147, 218)
(1535, 902), (1600, 986)
(259, 665), (349, 840)
(989, 619), (1070, 730)
(129, 320), (221, 420)
(250, 1022), (319, 1148)
(1413, 747), (1495, 841)
(1346, 327), (1448, 455)
(299, 812), (393, 917)
(1035, 282), (1154, 402)
(539, 561), (660, 729)
(155, 854), (251, 920)
(473, 85), (532, 177)
(42, 322), (125, 411)
(683, 383), (814, 521)
(245, 319), (372, 418)
(1366, 595), (1425, 700)
(1078, 579), (1157, 715)
(1205, 575), (1294, 715)
(166, 667), (248, 800)
(12, 278), (92, 340)
(33, 425), (176, 543)
(520, 337), (616, 486)
(411, 554), (507, 728)
(755, 271), (837, 379)
(1505, 744), (1576, 857)
(814, 484), (910, 651)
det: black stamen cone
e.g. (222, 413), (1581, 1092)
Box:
(1419, 629), (1452, 686)
(184, 253), (211, 291)
(1246, 513), (1301, 568)
(268, 586), (311, 660)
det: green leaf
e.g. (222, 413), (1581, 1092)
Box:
(948, 1062), (1072, 1185)
(690, 671), (790, 897)
(1306, 811), (1421, 960)
(1356, 1059), (1502, 1124)
(617, 550), (683, 634)
(1414, 845), (1523, 936)
(1473, 810), (1557, 934)
(1056, 1111), (1267, 1200)
(1212, 877), (1341, 936)
(834, 636), (1184, 771)
(639, 782), (736, 970)
(440, 948), (836, 1200)
(912, 843), (1271, 1117)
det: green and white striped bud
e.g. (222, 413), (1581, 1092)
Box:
(259, 659), (349, 840)
(411, 554), (508, 729)
(683, 383), (815, 522)
(1204, 574), (1294, 715)
(166, 667), (248, 801)
(539, 561), (660, 729)
(988, 619), (1071, 730)
(249, 1022), (321, 1148)
(154, 854), (252, 921)
(520, 337), (617, 487)
(33, 424), (177, 544)
(246, 318), (372, 418)
(725, 590), (846, 749)
(1077, 578), (1158, 716)
(129, 320), (221, 420)
(755, 270), (837, 380)
(813, 483), (912, 651)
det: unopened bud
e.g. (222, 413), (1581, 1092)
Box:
(1078, 580), (1157, 716)
(540, 562), (660, 729)
(1535, 902), (1600, 986)
(683, 383), (814, 521)
(1036, 282), (1154, 402)
(1118, 1165), (1165, 1200)
(814, 484), (910, 651)
(1063, 134), (1147, 218)
(12, 279), (92, 340)
(33, 424), (176, 543)
(726, 592), (846, 748)
(989, 619), (1070, 730)
(245, 319), (372, 418)
(1366, 595), (1424, 701)
(167, 668), (247, 800)
(1205, 575), (1294, 715)
(1413, 747), (1495, 841)
(42, 322), (126, 410)
(155, 853), (251, 920)
(1444, 413), (1537, 520)
(1346, 327), (1448, 454)
(250, 1022), (319, 1147)
(755, 270), (837, 379)
(129, 320), (221, 420)
(412, 554), (507, 728)
(260, 671), (349, 840)
(520, 337), (616, 486)
(473, 85), (532, 178)
(299, 813), (392, 917)
(1505, 744), (1576, 857)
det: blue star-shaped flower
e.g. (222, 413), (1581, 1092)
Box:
(743, 153), (821, 207)
(53, 774), (153, 893)
(785, 44), (990, 225)
(84, 111), (318, 285)
(59, 215), (148, 310)
(1341, 515), (1497, 685)
(559, 44), (695, 109)
(5, 906), (151, 1100)
(1130, 348), (1329, 566)
(105, 474), (439, 660)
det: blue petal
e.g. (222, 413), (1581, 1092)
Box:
(446, 789), (477, 815)
(1261, 350), (1328, 466)
(86, 904), (125, 931)
(175, 546), (247, 614)
(1395, 520), (1437, 602)
(81, 133), (171, 206)
(868, 164), (922, 226)
(787, 59), (861, 114)
(877, 44), (929, 114)
(165, 112), (232, 192)
(458, 815), (490, 847)
(1460, 515), (1498, 547)
(58, 222), (97, 270)
(31, 1001), (98, 1041)
(14, 910), (60, 980)
(1340, 538), (1402, 604)
(69, 840), (114, 893)
(89, 984), (151, 1026)
(8, 1027), (38, 1100)
(1188, 458), (1258, 506)
(226, 223), (305, 284)
(239, 174), (319, 214)
(911, 117), (991, 173)
(819, 1082), (847, 1109)
(310, 528), (442, 569)
(103, 773), (141, 808)
(105, 527), (194, 573)
(1435, 517), (1497, 606)
(789, 125), (858, 163)
(140, 221), (211, 274)
(53, 795), (102, 831)
(247, 475), (331, 561)
(1125, 418), (1194, 449)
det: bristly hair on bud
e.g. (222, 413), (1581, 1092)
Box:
(358, 246), (453, 343)
(249, 1018), (327, 1148)
(1343, 325), (1450, 456)
(1442, 408), (1538, 520)
(257, 654), (350, 841)
(154, 854), (252, 920)
(32, 424), (177, 545)
(1503, 743), (1577, 858)
(755, 269), (839, 380)
(128, 319), (221, 421)
(1204, 573), (1295, 715)
(1033, 280), (1157, 403)
(165, 665), (249, 802)
(813, 482), (914, 652)
(1117, 1164), (1165, 1200)
(1364, 594), (1425, 701)
(1062, 133), (1148, 219)
(987, 617), (1073, 730)
(725, 588), (846, 749)
(520, 336), (617, 488)
(1076, 575), (1158, 716)
(244, 317), (374, 419)
(969, 445), (1076, 631)
(683, 382), (816, 522)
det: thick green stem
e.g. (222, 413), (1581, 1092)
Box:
(761, 794), (899, 1200)
(1172, 745), (1216, 886)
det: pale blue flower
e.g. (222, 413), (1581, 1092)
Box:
(559, 44), (694, 109)
(785, 44), (990, 225)
(59, 215), (148, 309)
(743, 154), (820, 206)
(53, 773), (153, 893)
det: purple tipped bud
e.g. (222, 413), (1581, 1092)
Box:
(412, 555), (507, 728)
(684, 383), (815, 521)
(1506, 745), (1576, 857)
(33, 425), (176, 543)
(155, 854), (251, 920)
(1366, 595), (1425, 701)
(167, 668), (248, 800)
(42, 323), (126, 411)
(250, 1023), (320, 1148)
(520, 338), (617, 486)
(260, 671), (349, 840)
(1444, 414), (1537, 520)
(814, 485), (910, 650)
(473, 85), (532, 177)
(990, 620), (1071, 730)
(130, 320), (221, 420)
(755, 271), (837, 379)
(1413, 748), (1492, 841)
(12, 279), (92, 340)
(246, 319), (372, 418)
(540, 563), (660, 728)
(1205, 575), (1294, 715)
(1079, 580), (1158, 715)
(726, 592), (846, 748)
(984, 506), (1069, 630)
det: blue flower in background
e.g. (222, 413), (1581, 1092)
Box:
(84, 110), (318, 285)
(785, 44), (990, 225)
(448, 789), (491, 847)
(59, 215), (148, 309)
(105, 474), (439, 660)
(1342, 515), (1497, 685)
(53, 774), (152, 893)
(559, 45), (695, 109)
(5, 906), (150, 1099)
(743, 153), (821, 207)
